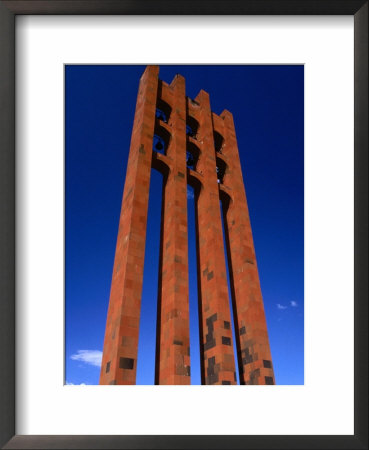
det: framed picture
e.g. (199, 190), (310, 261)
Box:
(0, 1), (367, 449)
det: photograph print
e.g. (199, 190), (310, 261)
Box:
(65, 64), (304, 385)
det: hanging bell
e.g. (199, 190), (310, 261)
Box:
(155, 141), (164, 151)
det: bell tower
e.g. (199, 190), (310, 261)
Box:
(99, 65), (275, 385)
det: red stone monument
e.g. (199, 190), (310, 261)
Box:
(100, 65), (275, 385)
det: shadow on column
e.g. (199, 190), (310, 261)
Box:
(219, 191), (242, 385)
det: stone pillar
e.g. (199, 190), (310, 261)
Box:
(155, 74), (191, 384)
(194, 91), (237, 385)
(100, 66), (159, 385)
(220, 109), (275, 385)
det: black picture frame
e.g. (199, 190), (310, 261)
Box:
(0, 1), (367, 449)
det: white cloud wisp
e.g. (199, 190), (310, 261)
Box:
(70, 350), (102, 368)
(276, 303), (287, 310)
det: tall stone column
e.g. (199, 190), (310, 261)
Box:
(194, 91), (237, 385)
(220, 110), (275, 385)
(100, 66), (159, 385)
(155, 74), (191, 384)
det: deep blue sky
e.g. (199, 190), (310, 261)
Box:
(65, 65), (304, 385)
